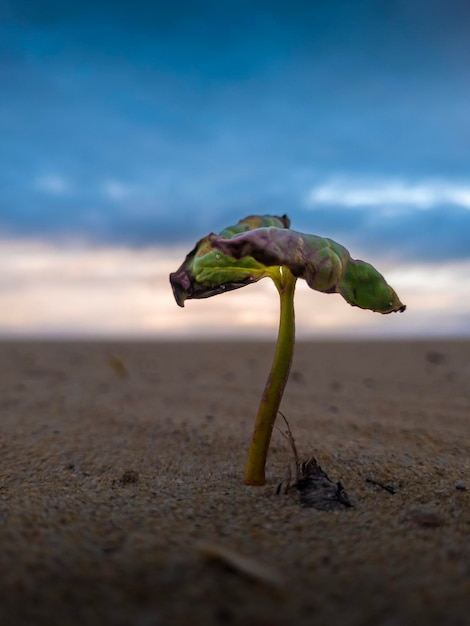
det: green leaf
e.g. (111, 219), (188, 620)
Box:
(210, 227), (406, 314)
(169, 214), (290, 307)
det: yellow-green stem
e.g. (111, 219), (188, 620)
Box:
(245, 268), (297, 485)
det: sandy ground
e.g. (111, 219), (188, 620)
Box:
(0, 339), (469, 626)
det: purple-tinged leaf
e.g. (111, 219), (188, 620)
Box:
(210, 227), (406, 314)
(170, 214), (289, 307)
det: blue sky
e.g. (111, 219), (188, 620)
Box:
(1, 0), (470, 336)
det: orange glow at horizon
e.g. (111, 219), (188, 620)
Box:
(1, 238), (469, 338)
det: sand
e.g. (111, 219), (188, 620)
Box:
(0, 339), (469, 626)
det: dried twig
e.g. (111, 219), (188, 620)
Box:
(276, 411), (301, 482)
(198, 542), (285, 590)
(365, 478), (397, 495)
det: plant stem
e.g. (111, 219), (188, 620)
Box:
(245, 267), (297, 486)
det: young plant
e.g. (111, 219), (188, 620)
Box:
(170, 215), (405, 486)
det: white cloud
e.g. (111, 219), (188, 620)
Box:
(307, 178), (470, 210)
(35, 174), (70, 195)
(102, 180), (135, 201)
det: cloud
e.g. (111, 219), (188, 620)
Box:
(307, 179), (470, 210)
(34, 174), (70, 195)
(299, 179), (470, 264)
(295, 204), (470, 264)
(2, 0), (470, 272)
(101, 180), (135, 201)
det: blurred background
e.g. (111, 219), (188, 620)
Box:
(1, 0), (469, 339)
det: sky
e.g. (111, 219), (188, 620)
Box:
(1, 0), (470, 338)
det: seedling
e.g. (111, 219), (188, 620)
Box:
(170, 214), (405, 486)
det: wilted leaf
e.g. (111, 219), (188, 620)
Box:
(169, 214), (289, 306)
(210, 226), (406, 314)
(295, 457), (353, 510)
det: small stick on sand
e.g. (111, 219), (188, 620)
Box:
(198, 542), (285, 591)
